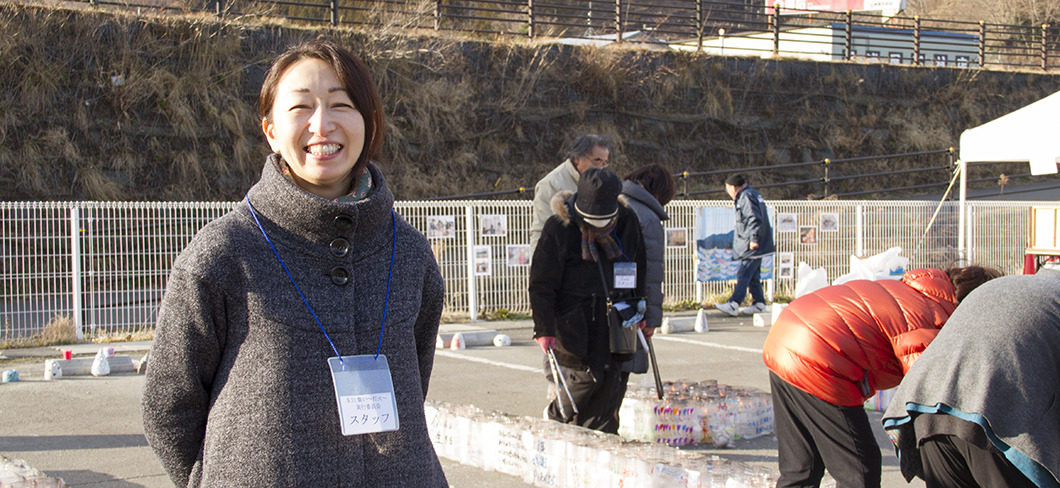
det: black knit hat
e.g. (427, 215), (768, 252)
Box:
(574, 168), (622, 220)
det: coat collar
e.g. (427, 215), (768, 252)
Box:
(621, 180), (669, 221)
(243, 154), (395, 254)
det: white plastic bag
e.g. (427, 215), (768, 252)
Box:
(833, 247), (908, 285)
(90, 348), (111, 377)
(794, 262), (829, 298)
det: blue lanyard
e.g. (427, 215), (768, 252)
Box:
(245, 196), (396, 362)
(610, 232), (632, 262)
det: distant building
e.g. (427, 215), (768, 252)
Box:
(672, 23), (979, 67)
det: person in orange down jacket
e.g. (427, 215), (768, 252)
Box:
(762, 265), (1001, 488)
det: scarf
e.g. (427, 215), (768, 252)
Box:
(580, 217), (621, 262)
(278, 158), (373, 202)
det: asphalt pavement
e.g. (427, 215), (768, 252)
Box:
(0, 309), (924, 488)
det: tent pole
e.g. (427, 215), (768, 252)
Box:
(958, 159), (967, 262)
(912, 164), (961, 262)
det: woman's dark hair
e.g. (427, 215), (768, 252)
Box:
(624, 164), (676, 206)
(947, 264), (1003, 303)
(258, 40), (384, 174)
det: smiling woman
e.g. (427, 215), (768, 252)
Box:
(141, 40), (448, 487)
(257, 41), (384, 201)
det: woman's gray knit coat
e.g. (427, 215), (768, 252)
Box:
(620, 180), (668, 329)
(142, 155), (448, 487)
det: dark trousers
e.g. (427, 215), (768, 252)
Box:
(546, 360), (630, 434)
(920, 434), (1036, 488)
(770, 372), (882, 488)
(730, 257), (765, 304)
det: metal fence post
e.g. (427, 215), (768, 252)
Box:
(435, 0), (442, 31)
(527, 0), (534, 39)
(329, 0), (337, 26)
(214, 0), (223, 17)
(615, 0), (623, 44)
(1042, 24), (1050, 71)
(696, 0), (704, 52)
(844, 11), (852, 60)
(773, 3), (781, 56)
(823, 158), (831, 196)
(913, 16), (921, 66)
(978, 21), (986, 68)
(464, 206), (478, 322)
(682, 171), (689, 199)
(70, 206), (84, 340)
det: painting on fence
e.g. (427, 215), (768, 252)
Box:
(473, 245), (492, 276)
(777, 213), (797, 233)
(479, 215), (507, 237)
(427, 215), (456, 239)
(694, 207), (773, 282)
(506, 245), (531, 267)
(665, 228), (687, 248)
(820, 213), (839, 232)
(799, 226), (818, 244)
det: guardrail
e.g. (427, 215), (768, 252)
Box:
(68, 0), (1059, 71)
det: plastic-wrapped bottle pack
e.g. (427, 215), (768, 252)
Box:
(426, 398), (778, 488)
(618, 381), (774, 448)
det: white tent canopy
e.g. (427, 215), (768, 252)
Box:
(949, 90), (1060, 260)
(959, 90), (1060, 176)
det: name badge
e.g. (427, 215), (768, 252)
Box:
(614, 262), (637, 289)
(328, 355), (400, 436)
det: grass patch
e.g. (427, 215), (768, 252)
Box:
(0, 315), (78, 349)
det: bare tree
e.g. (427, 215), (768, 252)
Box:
(905, 0), (1059, 25)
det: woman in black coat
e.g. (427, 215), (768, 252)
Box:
(529, 168), (647, 434)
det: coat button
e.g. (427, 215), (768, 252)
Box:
(329, 238), (350, 257)
(330, 266), (350, 286)
(334, 215), (354, 231)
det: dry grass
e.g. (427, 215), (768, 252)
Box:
(91, 328), (155, 344)
(0, 314), (155, 349)
(1, 2), (1058, 202)
(0, 315), (78, 349)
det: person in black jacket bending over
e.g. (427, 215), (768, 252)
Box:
(529, 168), (647, 434)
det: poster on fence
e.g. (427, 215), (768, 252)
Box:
(665, 228), (688, 248)
(427, 216), (456, 239)
(473, 245), (492, 276)
(479, 215), (507, 237)
(694, 207), (774, 282)
(820, 213), (839, 232)
(506, 245), (531, 267)
(778, 252), (795, 279)
(777, 213), (797, 233)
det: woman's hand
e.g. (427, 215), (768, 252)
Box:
(637, 321), (654, 338)
(534, 336), (556, 352)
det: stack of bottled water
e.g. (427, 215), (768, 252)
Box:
(0, 456), (65, 488)
(618, 380), (774, 448)
(425, 400), (778, 487)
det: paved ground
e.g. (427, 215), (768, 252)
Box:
(0, 310), (923, 487)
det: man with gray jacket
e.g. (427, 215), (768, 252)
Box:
(716, 174), (775, 316)
(529, 134), (611, 254)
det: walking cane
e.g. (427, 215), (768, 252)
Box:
(637, 328), (664, 400)
(546, 347), (579, 417)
